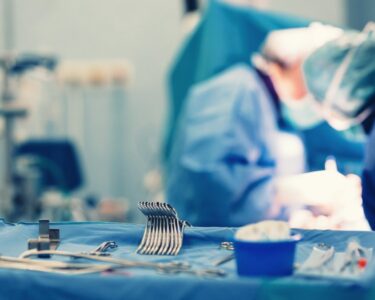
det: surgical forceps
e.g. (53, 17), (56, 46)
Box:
(83, 241), (118, 256)
(137, 202), (190, 256)
(212, 242), (235, 267)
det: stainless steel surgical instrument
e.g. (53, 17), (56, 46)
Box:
(18, 249), (226, 277)
(137, 202), (190, 256)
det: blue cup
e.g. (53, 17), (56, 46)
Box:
(234, 235), (301, 277)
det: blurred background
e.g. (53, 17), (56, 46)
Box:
(0, 0), (373, 224)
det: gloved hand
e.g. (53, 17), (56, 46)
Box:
(279, 171), (368, 230)
(275, 170), (351, 208)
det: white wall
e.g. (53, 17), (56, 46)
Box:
(268, 0), (345, 26)
(0, 0), (4, 50)
(220, 0), (346, 26)
(6, 0), (183, 221)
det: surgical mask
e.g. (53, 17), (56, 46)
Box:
(281, 94), (324, 130)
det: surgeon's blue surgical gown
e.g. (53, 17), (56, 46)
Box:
(363, 122), (375, 229)
(167, 65), (278, 227)
(300, 122), (365, 175)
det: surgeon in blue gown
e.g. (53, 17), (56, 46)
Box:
(165, 1), (367, 226)
(165, 0), (365, 174)
(166, 14), (368, 226)
(302, 27), (375, 229)
(165, 1), (312, 226)
(167, 64), (280, 226)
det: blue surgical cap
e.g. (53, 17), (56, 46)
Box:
(303, 27), (375, 128)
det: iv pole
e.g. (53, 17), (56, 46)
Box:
(0, 0), (27, 217)
(0, 1), (56, 219)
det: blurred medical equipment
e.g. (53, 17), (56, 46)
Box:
(15, 140), (83, 192)
(11, 139), (84, 221)
(137, 202), (190, 255)
(56, 60), (132, 86)
(338, 239), (371, 274)
(298, 243), (335, 271)
(0, 53), (57, 221)
(0, 55), (133, 222)
(56, 60), (131, 216)
(296, 239), (372, 279)
(167, 64), (281, 227)
(14, 59), (132, 222)
(164, 0), (309, 161)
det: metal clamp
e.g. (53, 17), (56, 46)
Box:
(27, 220), (60, 258)
(86, 241), (118, 257)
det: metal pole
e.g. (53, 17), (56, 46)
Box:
(3, 0), (14, 51)
(0, 0), (15, 218)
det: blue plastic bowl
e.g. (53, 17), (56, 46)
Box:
(234, 235), (301, 277)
